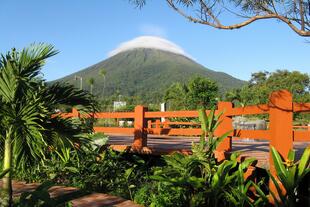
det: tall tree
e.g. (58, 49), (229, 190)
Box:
(99, 68), (107, 95)
(130, 0), (310, 37)
(0, 44), (97, 206)
(165, 76), (219, 110)
(225, 70), (310, 105)
(88, 77), (95, 94)
(164, 82), (188, 110)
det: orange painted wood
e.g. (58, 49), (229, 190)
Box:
(58, 113), (74, 118)
(269, 90), (293, 183)
(147, 120), (152, 128)
(94, 127), (134, 134)
(234, 130), (270, 140)
(293, 103), (310, 112)
(133, 106), (148, 149)
(215, 102), (233, 151)
(269, 90), (293, 158)
(72, 108), (80, 118)
(54, 91), (310, 162)
(227, 104), (269, 116)
(148, 120), (180, 128)
(153, 119), (161, 134)
(145, 110), (200, 118)
(163, 121), (169, 128)
(293, 131), (310, 141)
(293, 126), (310, 129)
(163, 121), (200, 126)
(94, 112), (135, 119)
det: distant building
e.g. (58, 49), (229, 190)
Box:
(113, 101), (126, 111)
(160, 103), (166, 122)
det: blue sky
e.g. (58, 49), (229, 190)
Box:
(0, 0), (309, 81)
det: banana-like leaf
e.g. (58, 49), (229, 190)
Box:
(240, 158), (256, 171)
(287, 149), (295, 162)
(271, 146), (287, 179)
(297, 146), (310, 177)
(251, 181), (269, 205)
(286, 165), (297, 191)
(0, 168), (10, 179)
(198, 108), (208, 132)
(268, 172), (286, 205)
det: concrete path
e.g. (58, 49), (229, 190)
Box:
(0, 181), (141, 207)
(107, 133), (310, 169)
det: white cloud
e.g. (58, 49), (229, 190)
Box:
(139, 24), (167, 37)
(108, 36), (192, 58)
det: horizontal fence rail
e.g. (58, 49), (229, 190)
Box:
(59, 90), (310, 172)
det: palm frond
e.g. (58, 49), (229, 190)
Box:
(41, 82), (98, 114)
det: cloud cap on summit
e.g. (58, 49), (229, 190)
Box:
(108, 36), (191, 58)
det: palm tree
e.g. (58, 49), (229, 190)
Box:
(87, 77), (95, 94)
(0, 44), (97, 206)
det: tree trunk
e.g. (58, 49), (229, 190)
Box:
(103, 76), (105, 95)
(90, 84), (93, 94)
(1, 130), (12, 207)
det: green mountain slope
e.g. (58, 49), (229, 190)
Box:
(54, 48), (245, 102)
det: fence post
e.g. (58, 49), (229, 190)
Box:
(215, 102), (233, 152)
(269, 90), (293, 173)
(155, 119), (161, 135)
(133, 105), (148, 149)
(147, 120), (152, 129)
(72, 108), (80, 118)
(163, 121), (169, 128)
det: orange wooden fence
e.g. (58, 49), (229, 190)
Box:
(61, 90), (310, 168)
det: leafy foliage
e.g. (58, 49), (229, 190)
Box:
(164, 76), (219, 110)
(1, 56), (306, 207)
(136, 108), (264, 207)
(13, 133), (310, 207)
(225, 70), (310, 123)
(225, 70), (310, 106)
(269, 146), (310, 206)
(0, 44), (98, 206)
(194, 108), (231, 161)
(0, 169), (10, 179)
(134, 182), (184, 207)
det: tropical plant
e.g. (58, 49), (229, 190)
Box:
(0, 169), (10, 179)
(150, 153), (207, 206)
(149, 150), (262, 206)
(0, 46), (56, 206)
(223, 153), (269, 207)
(146, 109), (257, 207)
(269, 146), (310, 206)
(0, 44), (97, 206)
(150, 109), (229, 204)
(193, 108), (231, 162)
(134, 182), (185, 207)
(206, 153), (261, 207)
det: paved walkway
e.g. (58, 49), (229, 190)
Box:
(1, 181), (141, 207)
(107, 133), (310, 169)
